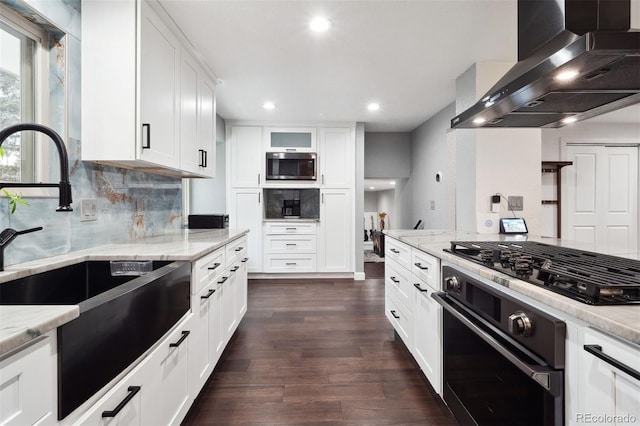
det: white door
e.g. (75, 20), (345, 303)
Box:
(563, 144), (638, 254)
(318, 189), (352, 272)
(139, 1), (180, 168)
(230, 189), (263, 272)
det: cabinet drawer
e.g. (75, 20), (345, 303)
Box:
(193, 247), (225, 294)
(265, 222), (317, 235)
(0, 336), (54, 426)
(411, 249), (440, 290)
(264, 254), (317, 272)
(226, 236), (247, 266)
(76, 373), (143, 426)
(385, 238), (411, 270)
(385, 258), (412, 313)
(385, 293), (413, 349)
(265, 234), (317, 254)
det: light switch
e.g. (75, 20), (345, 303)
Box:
(508, 196), (524, 211)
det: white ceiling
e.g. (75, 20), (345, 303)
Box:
(159, 0), (519, 132)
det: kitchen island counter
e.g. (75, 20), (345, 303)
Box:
(0, 228), (249, 356)
(384, 229), (640, 345)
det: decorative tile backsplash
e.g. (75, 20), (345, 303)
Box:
(0, 0), (184, 267)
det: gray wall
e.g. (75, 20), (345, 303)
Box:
(364, 132), (411, 178)
(406, 104), (456, 230)
(364, 192), (377, 211)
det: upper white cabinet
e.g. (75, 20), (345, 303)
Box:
(230, 126), (263, 187)
(319, 127), (353, 188)
(264, 128), (317, 152)
(82, 0), (216, 178)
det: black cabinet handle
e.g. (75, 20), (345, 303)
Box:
(286, 227), (297, 231)
(203, 150), (208, 168)
(102, 386), (141, 418)
(169, 330), (190, 348)
(584, 344), (640, 381)
(208, 262), (221, 271)
(142, 124), (151, 149)
(390, 310), (400, 319)
(414, 283), (428, 292)
(230, 266), (240, 272)
(235, 247), (244, 252)
(201, 288), (216, 299)
(286, 243), (297, 246)
(390, 276), (400, 283)
(414, 262), (429, 270)
(198, 149), (203, 167)
(241, 257), (249, 263)
(218, 276), (228, 284)
(390, 248), (400, 254)
(286, 262), (297, 266)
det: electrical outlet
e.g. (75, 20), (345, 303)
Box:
(430, 200), (435, 210)
(508, 196), (524, 211)
(80, 198), (98, 221)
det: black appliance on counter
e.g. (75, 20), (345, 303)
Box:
(266, 152), (316, 180)
(433, 266), (566, 426)
(281, 199), (301, 218)
(188, 214), (229, 229)
(446, 241), (640, 305)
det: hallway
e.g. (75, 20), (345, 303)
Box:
(183, 265), (455, 425)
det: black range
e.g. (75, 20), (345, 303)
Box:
(446, 241), (640, 305)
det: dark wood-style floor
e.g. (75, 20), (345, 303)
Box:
(182, 262), (456, 425)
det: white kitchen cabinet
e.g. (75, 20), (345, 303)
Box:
(141, 316), (192, 426)
(237, 257), (249, 319)
(411, 254), (442, 396)
(318, 189), (352, 272)
(264, 127), (317, 152)
(577, 327), (640, 425)
(0, 335), (55, 426)
(221, 267), (238, 344)
(179, 51), (216, 177)
(230, 126), (264, 187)
(76, 371), (143, 426)
(385, 290), (413, 348)
(264, 222), (318, 272)
(188, 282), (215, 401)
(385, 258), (412, 310)
(319, 127), (353, 188)
(81, 0), (216, 178)
(230, 190), (263, 273)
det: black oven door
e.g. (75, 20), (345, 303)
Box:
(434, 293), (564, 426)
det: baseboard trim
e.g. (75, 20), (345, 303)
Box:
(353, 272), (365, 281)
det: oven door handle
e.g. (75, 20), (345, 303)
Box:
(432, 292), (563, 396)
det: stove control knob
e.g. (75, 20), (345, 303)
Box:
(508, 312), (533, 337)
(445, 276), (461, 293)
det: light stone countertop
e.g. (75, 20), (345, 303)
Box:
(0, 228), (249, 356)
(384, 229), (640, 345)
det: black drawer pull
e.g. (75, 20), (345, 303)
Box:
(390, 310), (400, 319)
(201, 289), (216, 299)
(390, 248), (400, 254)
(218, 276), (228, 284)
(169, 331), (190, 348)
(414, 283), (429, 292)
(230, 266), (240, 272)
(286, 262), (297, 266)
(241, 257), (249, 263)
(203, 150), (208, 168)
(208, 262), (221, 271)
(102, 386), (141, 418)
(390, 276), (400, 283)
(414, 262), (429, 270)
(584, 344), (640, 381)
(286, 227), (297, 231)
(235, 247), (244, 252)
(142, 124), (151, 149)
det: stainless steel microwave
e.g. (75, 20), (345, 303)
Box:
(266, 152), (317, 180)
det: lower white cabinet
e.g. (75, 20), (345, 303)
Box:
(0, 335), (55, 426)
(412, 277), (442, 396)
(237, 257), (249, 319)
(188, 281), (216, 400)
(576, 327), (640, 425)
(221, 265), (238, 343)
(230, 190), (263, 273)
(318, 189), (352, 272)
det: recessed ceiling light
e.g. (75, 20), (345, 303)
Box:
(562, 116), (578, 124)
(309, 16), (331, 32)
(369, 186), (375, 190)
(473, 117), (486, 125)
(389, 181), (395, 185)
(367, 103), (380, 111)
(263, 101), (276, 110)
(555, 69), (579, 81)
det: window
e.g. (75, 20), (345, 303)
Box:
(0, 7), (48, 183)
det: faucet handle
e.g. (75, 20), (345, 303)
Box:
(0, 227), (43, 246)
(16, 226), (43, 235)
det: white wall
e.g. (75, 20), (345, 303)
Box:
(364, 132), (411, 178)
(377, 189), (395, 230)
(409, 104), (456, 230)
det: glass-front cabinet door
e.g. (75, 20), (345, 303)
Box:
(264, 127), (316, 152)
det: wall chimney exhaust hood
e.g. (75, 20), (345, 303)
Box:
(451, 0), (640, 129)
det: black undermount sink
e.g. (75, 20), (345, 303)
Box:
(0, 260), (191, 420)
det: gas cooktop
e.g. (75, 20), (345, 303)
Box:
(446, 241), (640, 305)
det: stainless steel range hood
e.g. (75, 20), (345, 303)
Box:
(451, 0), (640, 129)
